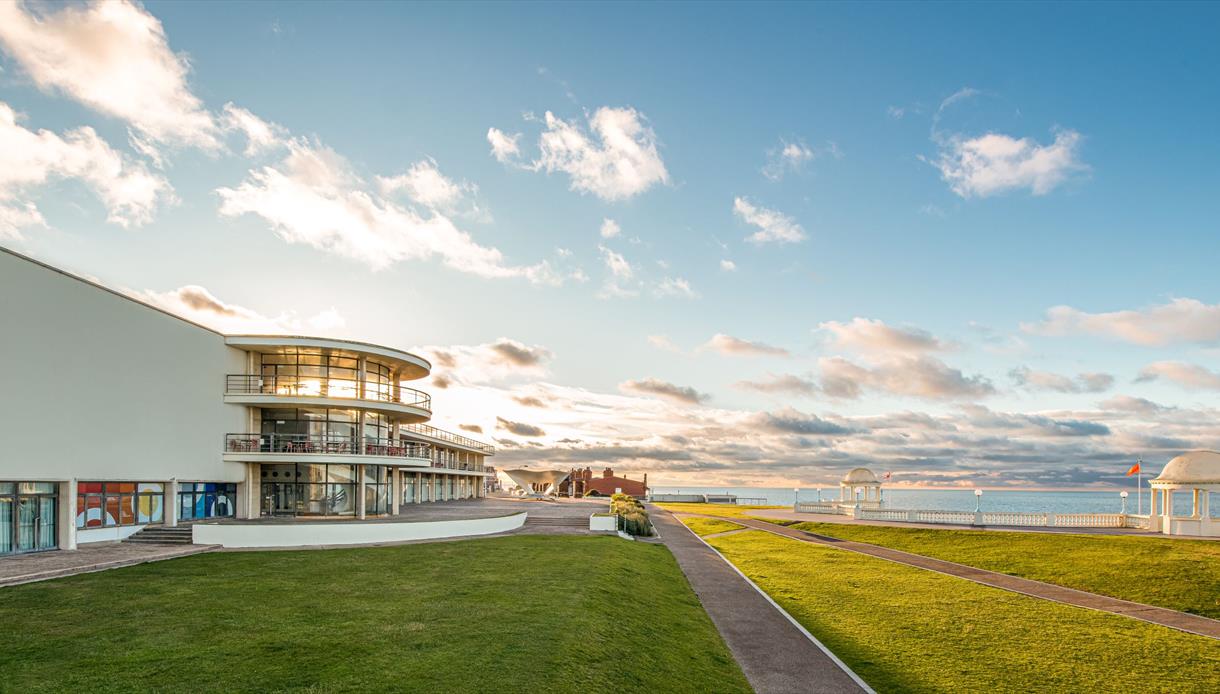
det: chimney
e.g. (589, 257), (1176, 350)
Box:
(603, 467), (614, 479)
(643, 473), (648, 489)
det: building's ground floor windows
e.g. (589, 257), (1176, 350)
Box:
(433, 476), (443, 501)
(178, 483), (237, 521)
(261, 463), (355, 516)
(1, 482), (57, 555)
(364, 466), (391, 515)
(76, 482), (163, 529)
(402, 474), (416, 504)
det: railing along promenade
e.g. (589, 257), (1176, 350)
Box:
(225, 433), (431, 460)
(400, 423), (496, 455)
(794, 501), (1151, 529)
(225, 374), (431, 411)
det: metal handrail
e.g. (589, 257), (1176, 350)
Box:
(225, 433), (431, 459)
(225, 374), (431, 410)
(400, 423), (495, 455)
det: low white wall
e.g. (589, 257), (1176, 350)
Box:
(191, 512), (527, 548)
(589, 514), (617, 532)
(77, 525), (145, 544)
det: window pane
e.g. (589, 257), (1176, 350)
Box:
(138, 483), (164, 493)
(119, 495), (135, 525)
(326, 465), (354, 483)
(104, 495), (119, 527)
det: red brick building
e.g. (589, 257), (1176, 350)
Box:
(559, 467), (648, 498)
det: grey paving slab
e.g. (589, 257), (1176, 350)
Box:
(651, 507), (870, 694)
(701, 514), (1220, 641)
(0, 542), (217, 587)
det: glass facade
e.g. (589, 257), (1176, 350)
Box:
(402, 473), (416, 504)
(259, 350), (393, 400)
(261, 463), (356, 516)
(76, 482), (163, 529)
(1, 482), (57, 555)
(178, 483), (236, 521)
(364, 465), (391, 515)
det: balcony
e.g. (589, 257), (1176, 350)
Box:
(224, 433), (432, 465)
(224, 374), (431, 422)
(400, 423), (496, 456)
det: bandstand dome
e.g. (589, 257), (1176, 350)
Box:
(842, 467), (880, 485)
(1154, 451), (1220, 487)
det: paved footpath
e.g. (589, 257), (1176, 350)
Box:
(0, 542), (217, 588)
(650, 508), (870, 694)
(693, 514), (1220, 641)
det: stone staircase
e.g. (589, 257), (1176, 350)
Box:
(524, 516), (590, 529)
(123, 526), (194, 545)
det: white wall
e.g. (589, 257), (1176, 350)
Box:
(0, 248), (247, 484)
(192, 512), (527, 548)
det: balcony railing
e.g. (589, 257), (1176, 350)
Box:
(400, 423), (495, 455)
(225, 433), (431, 460)
(225, 374), (431, 411)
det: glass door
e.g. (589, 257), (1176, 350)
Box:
(0, 498), (12, 555)
(17, 497), (37, 552)
(261, 483), (298, 516)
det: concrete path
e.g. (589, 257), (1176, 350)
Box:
(0, 542), (217, 588)
(651, 508), (869, 694)
(692, 514), (1220, 641)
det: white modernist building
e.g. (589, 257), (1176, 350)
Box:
(0, 246), (495, 556)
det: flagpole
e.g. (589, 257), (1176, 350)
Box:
(1137, 457), (1142, 515)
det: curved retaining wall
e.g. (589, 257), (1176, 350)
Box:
(191, 512), (527, 548)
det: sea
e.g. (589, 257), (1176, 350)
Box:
(648, 486), (1220, 518)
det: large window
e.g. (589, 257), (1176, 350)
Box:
(364, 466), (391, 515)
(260, 464), (355, 516)
(402, 473), (416, 505)
(259, 350), (394, 400)
(178, 483), (236, 521)
(261, 407), (358, 451)
(76, 482), (163, 529)
(2, 482), (57, 555)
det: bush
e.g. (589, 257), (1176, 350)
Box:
(610, 494), (651, 536)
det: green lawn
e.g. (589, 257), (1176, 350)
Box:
(682, 517), (745, 537)
(789, 521), (1220, 619)
(0, 536), (748, 693)
(699, 528), (1220, 693)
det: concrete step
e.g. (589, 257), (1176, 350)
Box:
(123, 527), (194, 544)
(525, 517), (591, 527)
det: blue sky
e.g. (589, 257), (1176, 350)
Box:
(3, 1), (1219, 488)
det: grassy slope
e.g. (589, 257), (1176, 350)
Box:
(702, 528), (1220, 693)
(789, 521), (1220, 619)
(0, 536), (748, 694)
(682, 517), (745, 536)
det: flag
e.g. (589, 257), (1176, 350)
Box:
(883, 471), (892, 480)
(1126, 462), (1141, 476)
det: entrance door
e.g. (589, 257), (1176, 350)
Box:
(16, 497), (38, 552)
(261, 483), (298, 516)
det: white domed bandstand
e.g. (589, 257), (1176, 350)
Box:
(839, 467), (883, 507)
(1148, 450), (1219, 536)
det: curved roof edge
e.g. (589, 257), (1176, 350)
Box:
(226, 335), (431, 379)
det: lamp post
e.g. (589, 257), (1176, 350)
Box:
(816, 488), (821, 502)
(793, 487), (800, 511)
(974, 488), (983, 512)
(1120, 491), (1129, 515)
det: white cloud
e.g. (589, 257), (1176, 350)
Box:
(654, 276), (698, 299)
(1023, 298), (1220, 347)
(734, 373), (817, 397)
(1135, 361), (1220, 391)
(720, 259), (737, 272)
(1009, 366), (1114, 394)
(137, 285), (345, 335)
(596, 244), (637, 298)
(931, 129), (1086, 197)
(486, 127), (521, 164)
(420, 338), (553, 387)
(0, 1), (220, 150)
(647, 335), (682, 353)
(492, 107), (669, 201)
(0, 102), (174, 229)
(619, 378), (709, 405)
(0, 200), (45, 240)
(819, 355), (994, 400)
(221, 103), (285, 156)
(376, 158), (472, 210)
(599, 218), (622, 239)
(702, 333), (789, 358)
(733, 197), (806, 244)
(216, 138), (567, 283)
(819, 318), (950, 355)
(762, 138), (840, 181)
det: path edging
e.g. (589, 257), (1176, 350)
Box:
(677, 519), (876, 693)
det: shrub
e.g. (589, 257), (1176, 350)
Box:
(610, 494), (651, 536)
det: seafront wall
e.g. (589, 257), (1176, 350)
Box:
(192, 512), (527, 548)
